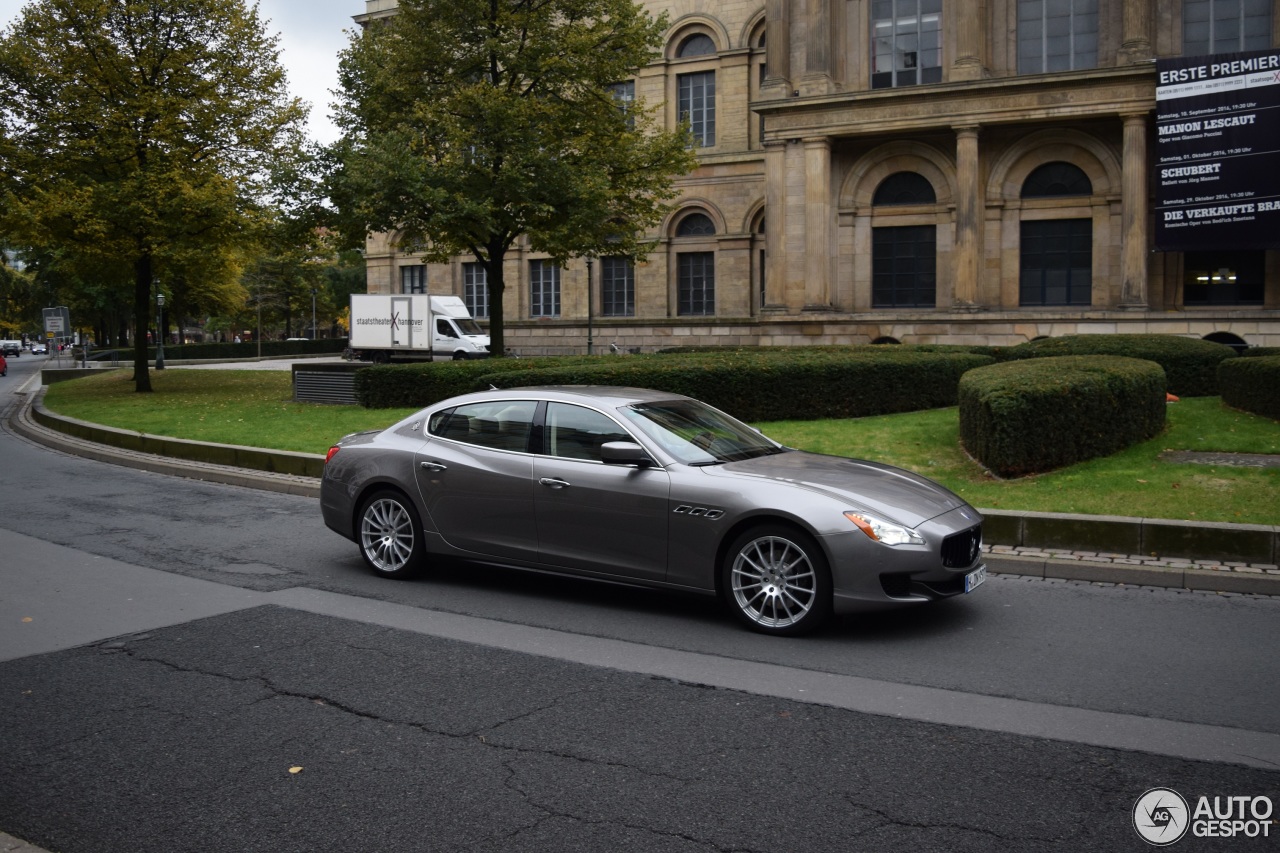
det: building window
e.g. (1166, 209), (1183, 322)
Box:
(1184, 251), (1265, 305)
(530, 260), (561, 318)
(678, 34), (717, 57)
(872, 226), (937, 308)
(678, 253), (715, 315)
(464, 262), (489, 318)
(600, 257), (635, 317)
(1020, 219), (1092, 305)
(873, 172), (937, 205)
(678, 71), (716, 147)
(871, 0), (942, 89)
(1017, 0), (1098, 74)
(400, 265), (426, 294)
(609, 81), (635, 128)
(1022, 162), (1092, 197)
(675, 212), (717, 237)
(1183, 0), (1273, 54)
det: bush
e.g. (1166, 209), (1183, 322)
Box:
(87, 338), (348, 362)
(1001, 334), (1234, 396)
(959, 356), (1167, 478)
(1219, 356), (1280, 420)
(1239, 347), (1280, 359)
(355, 349), (995, 420)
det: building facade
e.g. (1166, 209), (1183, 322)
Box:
(356, 0), (1279, 352)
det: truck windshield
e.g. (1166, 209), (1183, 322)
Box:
(454, 318), (484, 336)
(619, 400), (785, 465)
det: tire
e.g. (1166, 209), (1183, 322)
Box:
(358, 490), (425, 579)
(722, 524), (832, 636)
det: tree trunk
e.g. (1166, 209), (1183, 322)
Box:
(485, 240), (507, 358)
(133, 253), (153, 391)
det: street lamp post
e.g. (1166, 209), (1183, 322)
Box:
(311, 287), (317, 340)
(586, 258), (594, 356)
(155, 292), (165, 370)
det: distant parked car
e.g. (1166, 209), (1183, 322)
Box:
(321, 386), (987, 636)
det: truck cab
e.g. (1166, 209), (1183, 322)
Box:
(430, 296), (490, 360)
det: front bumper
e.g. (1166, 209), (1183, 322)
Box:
(825, 505), (984, 614)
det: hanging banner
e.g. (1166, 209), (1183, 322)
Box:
(1153, 48), (1280, 251)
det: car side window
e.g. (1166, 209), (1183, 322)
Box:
(429, 401), (536, 452)
(544, 403), (632, 462)
(436, 318), (455, 338)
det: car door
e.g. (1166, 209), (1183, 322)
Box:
(532, 402), (671, 581)
(414, 400), (539, 561)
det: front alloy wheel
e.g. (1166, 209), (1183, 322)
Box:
(358, 490), (424, 578)
(724, 526), (832, 635)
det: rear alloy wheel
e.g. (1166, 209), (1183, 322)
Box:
(723, 525), (832, 636)
(358, 490), (424, 578)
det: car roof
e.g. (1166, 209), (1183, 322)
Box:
(446, 385), (691, 408)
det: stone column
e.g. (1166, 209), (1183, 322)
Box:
(953, 0), (987, 80)
(763, 0), (791, 93)
(803, 137), (833, 310)
(763, 139), (789, 310)
(1120, 112), (1150, 308)
(953, 126), (982, 309)
(1119, 0), (1153, 64)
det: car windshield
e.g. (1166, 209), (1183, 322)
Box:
(455, 318), (484, 336)
(619, 400), (787, 465)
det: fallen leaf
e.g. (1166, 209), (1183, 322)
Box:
(289, 766), (303, 774)
(22, 617), (33, 623)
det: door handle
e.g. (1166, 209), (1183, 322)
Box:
(420, 461), (447, 472)
(539, 477), (570, 489)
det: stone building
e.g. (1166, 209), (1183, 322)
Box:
(355, 0), (1279, 352)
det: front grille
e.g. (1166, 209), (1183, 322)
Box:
(941, 524), (982, 568)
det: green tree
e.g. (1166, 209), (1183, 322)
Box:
(0, 0), (308, 390)
(329, 0), (696, 357)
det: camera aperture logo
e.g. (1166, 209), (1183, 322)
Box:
(1135, 788), (1276, 845)
(1135, 788), (1190, 846)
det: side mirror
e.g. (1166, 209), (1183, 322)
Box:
(600, 441), (655, 468)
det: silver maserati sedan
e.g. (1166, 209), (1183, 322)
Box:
(321, 386), (986, 636)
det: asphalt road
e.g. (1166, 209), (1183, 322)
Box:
(1, 357), (1277, 852)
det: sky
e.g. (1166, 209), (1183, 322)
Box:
(0, 0), (361, 144)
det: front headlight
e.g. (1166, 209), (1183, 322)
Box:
(844, 511), (925, 546)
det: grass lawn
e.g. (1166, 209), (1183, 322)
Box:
(42, 367), (1280, 524)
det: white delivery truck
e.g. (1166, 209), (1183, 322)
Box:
(348, 294), (490, 363)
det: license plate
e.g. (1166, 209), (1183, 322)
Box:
(965, 565), (987, 593)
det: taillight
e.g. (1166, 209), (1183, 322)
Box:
(325, 445), (341, 464)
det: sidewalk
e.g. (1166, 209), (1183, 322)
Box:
(8, 370), (1280, 599)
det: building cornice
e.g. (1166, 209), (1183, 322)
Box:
(755, 65), (1158, 140)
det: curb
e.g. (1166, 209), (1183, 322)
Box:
(8, 385), (1279, 598)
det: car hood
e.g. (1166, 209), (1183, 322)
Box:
(705, 450), (967, 528)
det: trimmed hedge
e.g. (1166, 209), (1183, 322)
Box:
(1001, 334), (1235, 396)
(1219, 356), (1280, 420)
(355, 349), (995, 420)
(87, 338), (348, 362)
(1239, 347), (1280, 359)
(959, 356), (1167, 478)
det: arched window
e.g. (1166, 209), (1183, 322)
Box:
(873, 172), (937, 205)
(676, 212), (716, 237)
(1022, 162), (1092, 197)
(674, 212), (716, 316)
(678, 34), (717, 57)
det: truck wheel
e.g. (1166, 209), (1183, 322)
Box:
(372, 351), (390, 364)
